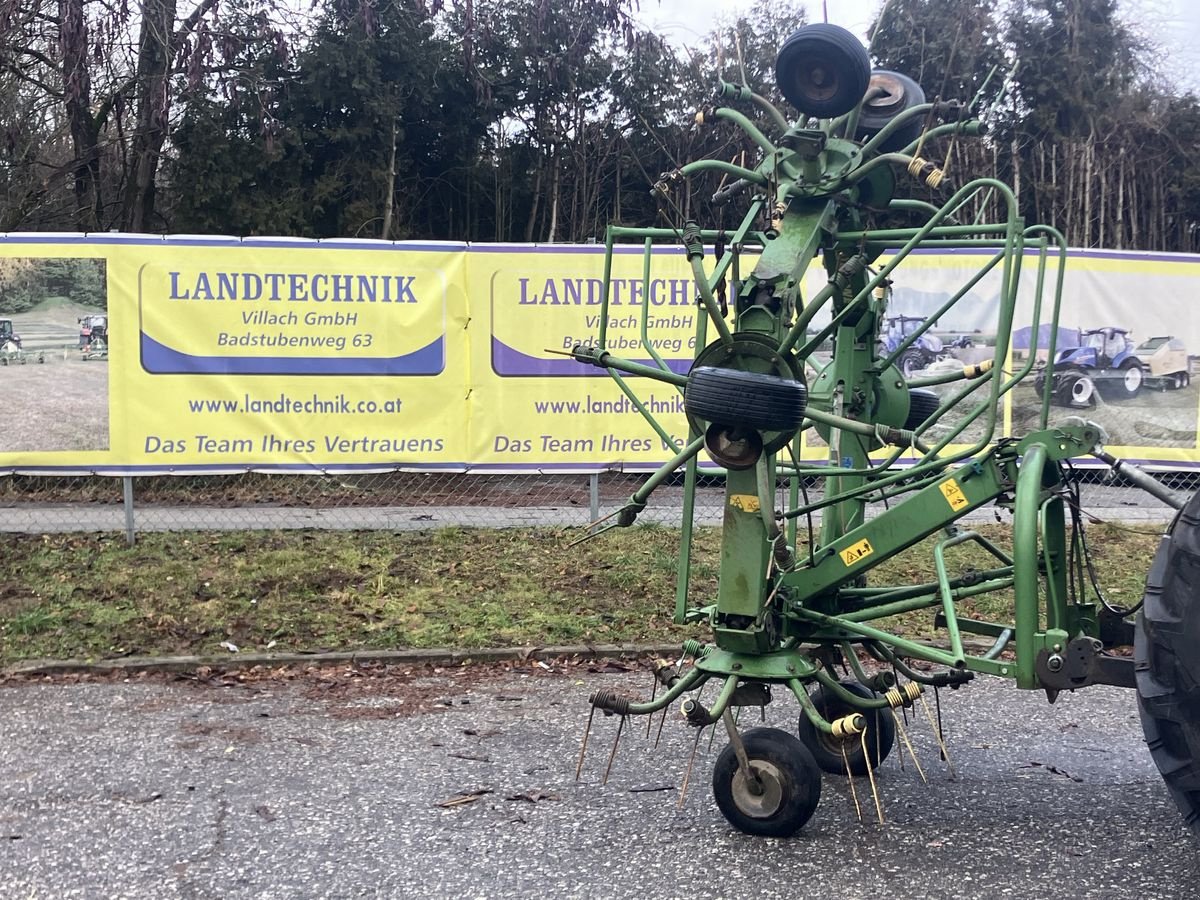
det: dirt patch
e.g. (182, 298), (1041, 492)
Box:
(0, 354), (109, 453)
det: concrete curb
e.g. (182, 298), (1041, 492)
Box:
(1, 643), (685, 677)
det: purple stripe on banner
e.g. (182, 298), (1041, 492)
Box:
(468, 244), (688, 255)
(140, 333), (445, 376)
(4, 456), (1199, 476)
(0, 234), (466, 252)
(490, 337), (690, 377)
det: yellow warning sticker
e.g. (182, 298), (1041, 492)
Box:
(940, 478), (969, 510)
(840, 538), (875, 566)
(729, 494), (761, 513)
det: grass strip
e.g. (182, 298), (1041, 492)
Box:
(0, 523), (1162, 664)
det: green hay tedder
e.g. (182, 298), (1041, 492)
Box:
(571, 24), (1200, 838)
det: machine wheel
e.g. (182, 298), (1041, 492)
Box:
(775, 24), (870, 118)
(904, 388), (941, 432)
(1116, 361), (1144, 399)
(684, 366), (807, 433)
(897, 349), (925, 380)
(712, 727), (822, 837)
(1055, 370), (1095, 408)
(797, 681), (896, 776)
(855, 69), (926, 151)
(1136, 490), (1200, 835)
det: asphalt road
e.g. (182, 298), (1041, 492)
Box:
(0, 664), (1195, 899)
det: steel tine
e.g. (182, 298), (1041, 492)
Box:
(645, 674), (658, 739)
(654, 705), (669, 749)
(575, 704), (597, 781)
(677, 726), (705, 809)
(602, 715), (626, 785)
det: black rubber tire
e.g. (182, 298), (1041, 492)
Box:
(897, 349), (925, 379)
(684, 366), (807, 433)
(775, 24), (871, 118)
(855, 69), (926, 152)
(1055, 370), (1096, 408)
(796, 681), (896, 776)
(1033, 372), (1046, 399)
(904, 388), (940, 432)
(712, 727), (822, 837)
(1115, 360), (1144, 399)
(1136, 491), (1200, 836)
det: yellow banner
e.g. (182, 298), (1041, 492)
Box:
(467, 245), (694, 468)
(1, 236), (1198, 473)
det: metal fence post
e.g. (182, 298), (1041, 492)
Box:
(589, 472), (600, 525)
(123, 476), (136, 545)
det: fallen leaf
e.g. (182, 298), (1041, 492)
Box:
(254, 804), (277, 822)
(436, 788), (493, 809)
(505, 789), (560, 803)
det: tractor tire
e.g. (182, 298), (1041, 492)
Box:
(775, 24), (871, 119)
(1136, 491), (1200, 836)
(684, 366), (807, 433)
(897, 349), (929, 380)
(1055, 370), (1096, 408)
(1115, 361), (1144, 399)
(797, 681), (896, 776)
(904, 388), (941, 432)
(712, 727), (822, 837)
(855, 69), (926, 152)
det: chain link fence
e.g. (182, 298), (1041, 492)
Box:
(0, 465), (1191, 539)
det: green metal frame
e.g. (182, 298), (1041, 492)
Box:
(572, 85), (1139, 732)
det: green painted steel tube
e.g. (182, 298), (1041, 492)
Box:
(778, 272), (847, 356)
(840, 566), (1012, 601)
(717, 81), (793, 134)
(836, 223), (1010, 242)
(793, 290), (873, 360)
(789, 679), (835, 734)
(855, 102), (938, 157)
(631, 435), (707, 504)
(712, 108), (778, 156)
(907, 364), (993, 388)
(889, 198), (943, 218)
(1012, 442), (1047, 689)
(607, 369), (684, 452)
(675, 306), (710, 624)
(878, 248), (1005, 370)
(679, 158), (768, 185)
(789, 606), (964, 668)
(637, 238), (671, 373)
(582, 351), (688, 386)
(812, 668), (892, 708)
(688, 252), (735, 346)
(687, 673), (743, 723)
(605, 226), (753, 241)
(621, 665), (709, 715)
(983, 629), (1014, 660)
(840, 577), (1014, 622)
(1023, 225), (1068, 428)
(676, 439), (700, 625)
(598, 230), (617, 348)
(898, 120), (985, 156)
(933, 537), (970, 664)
